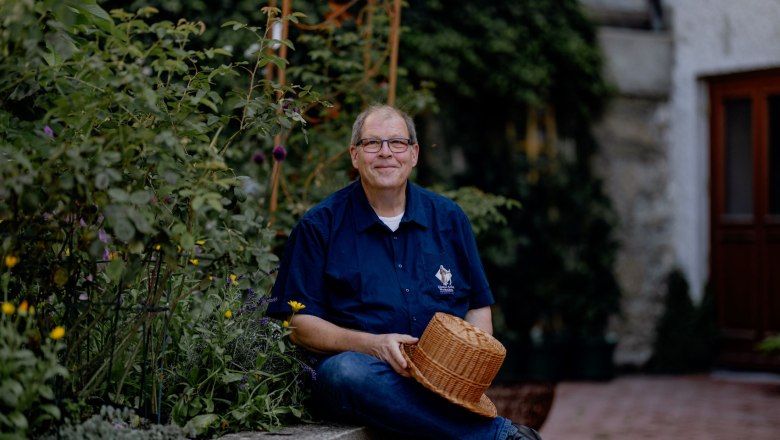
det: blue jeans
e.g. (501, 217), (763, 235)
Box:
(310, 352), (513, 440)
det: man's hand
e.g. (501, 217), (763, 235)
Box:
(367, 333), (419, 377)
(289, 314), (418, 377)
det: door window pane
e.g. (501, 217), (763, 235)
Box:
(769, 95), (780, 215)
(724, 98), (753, 215)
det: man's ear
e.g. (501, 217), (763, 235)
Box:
(349, 145), (359, 168)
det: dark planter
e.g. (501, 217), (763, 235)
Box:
(522, 336), (568, 382)
(568, 336), (617, 381)
(486, 382), (556, 431)
(489, 338), (557, 431)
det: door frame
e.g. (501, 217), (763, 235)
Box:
(708, 67), (780, 370)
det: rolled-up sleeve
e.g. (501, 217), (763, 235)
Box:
(267, 216), (328, 319)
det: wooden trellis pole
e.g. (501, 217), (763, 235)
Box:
(268, 0), (291, 219)
(267, 0), (403, 219)
(387, 0), (401, 106)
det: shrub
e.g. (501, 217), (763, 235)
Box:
(649, 269), (719, 373)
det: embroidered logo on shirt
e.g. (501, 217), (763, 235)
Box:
(435, 265), (455, 294)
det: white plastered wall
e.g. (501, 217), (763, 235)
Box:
(670, 0), (780, 302)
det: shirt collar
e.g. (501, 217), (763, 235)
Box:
(350, 179), (430, 233)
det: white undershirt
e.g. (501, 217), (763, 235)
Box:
(378, 211), (404, 232)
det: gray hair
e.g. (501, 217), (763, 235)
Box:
(350, 104), (418, 145)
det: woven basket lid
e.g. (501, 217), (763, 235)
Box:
(401, 312), (506, 418)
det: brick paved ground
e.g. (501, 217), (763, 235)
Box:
(539, 373), (780, 440)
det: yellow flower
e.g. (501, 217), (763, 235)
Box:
(2, 302), (14, 315)
(4, 255), (19, 268)
(64, 247), (70, 256)
(283, 320), (289, 328)
(288, 300), (306, 313)
(18, 300), (28, 316)
(49, 326), (66, 340)
(196, 240), (205, 245)
(155, 244), (161, 251)
(189, 258), (199, 266)
(28, 305), (35, 315)
(229, 274), (238, 285)
(224, 310), (232, 319)
(208, 275), (214, 281)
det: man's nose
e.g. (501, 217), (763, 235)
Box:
(377, 140), (393, 155)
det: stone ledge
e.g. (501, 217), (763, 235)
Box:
(219, 425), (376, 440)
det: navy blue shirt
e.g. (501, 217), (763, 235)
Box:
(268, 180), (494, 338)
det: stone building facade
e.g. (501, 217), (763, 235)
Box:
(582, 0), (780, 367)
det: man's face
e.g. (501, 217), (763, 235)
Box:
(350, 111), (419, 193)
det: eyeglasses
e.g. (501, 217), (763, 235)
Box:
(356, 138), (412, 153)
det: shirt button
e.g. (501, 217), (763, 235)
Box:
(393, 236), (398, 240)
(397, 264), (403, 269)
(405, 288), (410, 293)
(412, 316), (417, 321)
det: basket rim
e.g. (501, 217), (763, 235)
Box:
(402, 343), (497, 417)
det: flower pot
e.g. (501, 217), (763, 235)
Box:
(486, 382), (556, 431)
(569, 336), (617, 381)
(523, 336), (568, 382)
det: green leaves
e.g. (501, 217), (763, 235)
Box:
(0, 315), (68, 437)
(437, 186), (521, 236)
(185, 413), (219, 435)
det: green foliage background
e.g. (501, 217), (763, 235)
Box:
(399, 0), (620, 345)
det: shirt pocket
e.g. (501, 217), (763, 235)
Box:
(324, 263), (362, 299)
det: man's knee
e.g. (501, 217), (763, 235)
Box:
(318, 352), (373, 385)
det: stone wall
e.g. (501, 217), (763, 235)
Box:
(589, 23), (675, 366)
(592, 96), (674, 366)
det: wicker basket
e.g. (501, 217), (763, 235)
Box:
(402, 312), (506, 417)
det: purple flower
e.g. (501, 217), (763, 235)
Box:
(43, 126), (54, 138)
(303, 365), (317, 381)
(98, 229), (108, 243)
(252, 150), (266, 165)
(272, 145), (287, 162)
(79, 293), (89, 301)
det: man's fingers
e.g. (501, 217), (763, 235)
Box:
(373, 333), (419, 376)
(389, 353), (412, 377)
(399, 335), (419, 344)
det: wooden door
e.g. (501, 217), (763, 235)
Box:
(710, 69), (780, 371)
